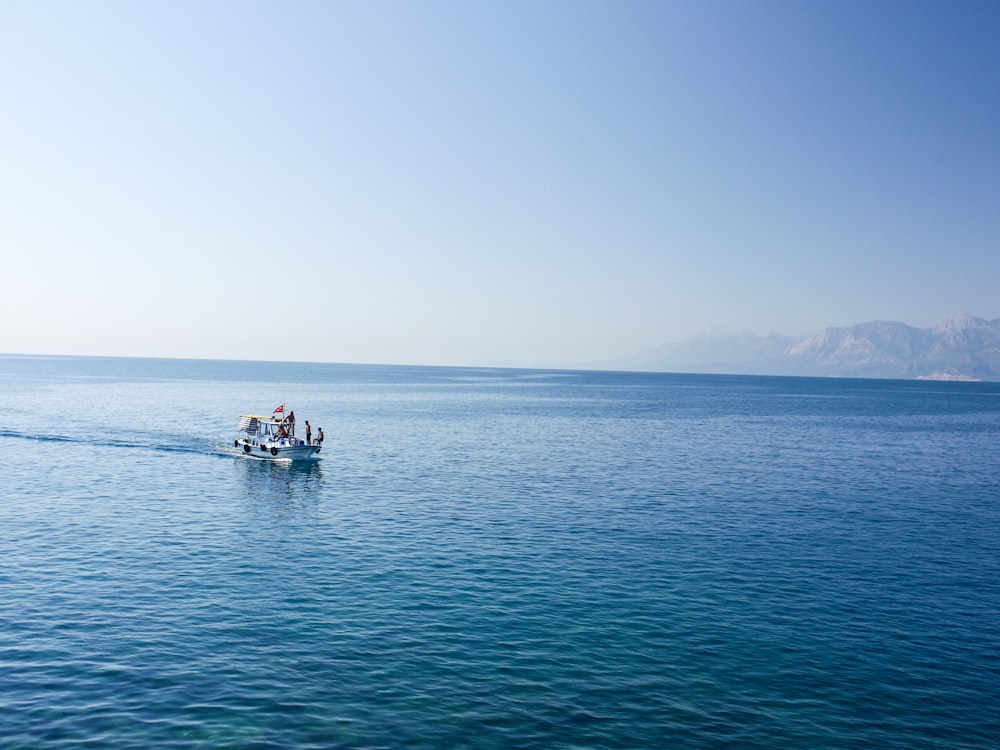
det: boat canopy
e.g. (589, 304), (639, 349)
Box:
(238, 413), (290, 430)
(238, 416), (259, 431)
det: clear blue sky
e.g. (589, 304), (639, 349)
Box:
(2, 1), (997, 367)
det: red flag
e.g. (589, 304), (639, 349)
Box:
(273, 404), (285, 414)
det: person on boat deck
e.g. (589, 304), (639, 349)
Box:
(276, 424), (288, 438)
(287, 411), (295, 436)
(305, 421), (312, 445)
(316, 427), (324, 445)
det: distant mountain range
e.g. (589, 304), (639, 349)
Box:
(612, 314), (1000, 381)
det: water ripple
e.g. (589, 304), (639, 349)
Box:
(1, 364), (998, 748)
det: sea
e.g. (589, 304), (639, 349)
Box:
(1, 355), (998, 749)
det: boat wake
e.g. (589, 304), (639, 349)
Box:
(0, 428), (231, 459)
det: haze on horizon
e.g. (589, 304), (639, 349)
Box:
(2, 1), (997, 369)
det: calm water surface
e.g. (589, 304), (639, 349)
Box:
(1, 356), (998, 748)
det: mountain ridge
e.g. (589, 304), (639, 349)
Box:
(612, 314), (1000, 381)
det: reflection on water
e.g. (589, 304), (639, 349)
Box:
(236, 457), (325, 518)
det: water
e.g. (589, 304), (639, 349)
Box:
(1, 355), (998, 749)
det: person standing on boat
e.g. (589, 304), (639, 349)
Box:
(287, 411), (295, 436)
(316, 427), (324, 445)
(305, 421), (312, 445)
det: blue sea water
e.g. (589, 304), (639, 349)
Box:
(1, 355), (998, 749)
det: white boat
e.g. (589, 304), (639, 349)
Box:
(234, 411), (322, 461)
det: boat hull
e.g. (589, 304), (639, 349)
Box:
(236, 438), (321, 461)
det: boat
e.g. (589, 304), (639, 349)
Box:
(234, 407), (322, 461)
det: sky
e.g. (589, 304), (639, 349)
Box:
(1, 0), (997, 368)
